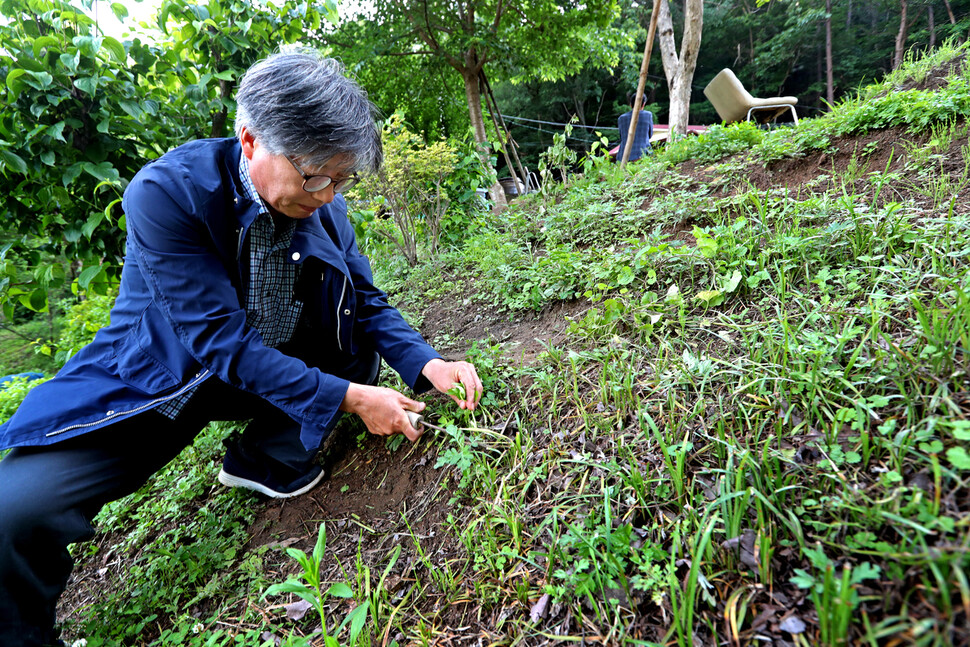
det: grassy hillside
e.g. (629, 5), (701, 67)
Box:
(46, 42), (970, 646)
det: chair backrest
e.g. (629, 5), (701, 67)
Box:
(703, 69), (754, 124)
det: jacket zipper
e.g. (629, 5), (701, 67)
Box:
(336, 275), (348, 352)
(44, 369), (212, 438)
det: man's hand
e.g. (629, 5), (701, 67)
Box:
(421, 358), (483, 411)
(340, 383), (426, 442)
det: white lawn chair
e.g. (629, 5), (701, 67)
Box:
(703, 69), (798, 125)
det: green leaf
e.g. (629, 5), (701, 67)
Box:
(340, 602), (370, 644)
(58, 51), (80, 73)
(325, 582), (353, 598)
(32, 36), (60, 59)
(5, 68), (28, 99)
(73, 76), (98, 96)
(49, 121), (66, 142)
(25, 70), (54, 89)
(102, 37), (126, 63)
(63, 163), (84, 186)
(311, 523), (327, 564)
(23, 288), (48, 312)
(265, 580), (314, 597)
(77, 265), (104, 289)
(695, 290), (724, 306)
(0, 149), (28, 175)
(946, 446), (970, 470)
(41, 151), (55, 166)
(82, 212), (104, 239)
(118, 99), (143, 119)
(212, 69), (235, 81)
(81, 161), (119, 182)
(722, 270), (743, 293)
(110, 2), (128, 20)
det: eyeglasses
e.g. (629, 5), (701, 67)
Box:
(285, 155), (359, 194)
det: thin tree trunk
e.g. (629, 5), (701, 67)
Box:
(928, 5), (935, 49)
(942, 0), (956, 24)
(656, 0), (703, 137)
(825, 0), (834, 104)
(462, 68), (507, 208)
(894, 0), (909, 69)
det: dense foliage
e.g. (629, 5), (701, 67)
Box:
(0, 0), (330, 322)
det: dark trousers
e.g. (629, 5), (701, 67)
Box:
(0, 350), (379, 647)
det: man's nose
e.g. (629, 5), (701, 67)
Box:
(310, 184), (336, 204)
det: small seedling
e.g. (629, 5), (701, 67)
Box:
(265, 524), (369, 646)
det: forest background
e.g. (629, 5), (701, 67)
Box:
(1, 0), (969, 358)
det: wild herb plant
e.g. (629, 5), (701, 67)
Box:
(264, 524), (368, 647)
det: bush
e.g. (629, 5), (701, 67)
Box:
(351, 113), (491, 264)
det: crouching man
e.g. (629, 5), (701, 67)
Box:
(0, 49), (481, 647)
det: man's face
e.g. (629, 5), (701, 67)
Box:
(240, 127), (354, 219)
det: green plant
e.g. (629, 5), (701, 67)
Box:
(265, 524), (368, 646)
(351, 113), (459, 265)
(791, 545), (881, 646)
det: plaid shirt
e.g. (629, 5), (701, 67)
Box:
(155, 155), (304, 419)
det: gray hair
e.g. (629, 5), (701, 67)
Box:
(234, 49), (382, 173)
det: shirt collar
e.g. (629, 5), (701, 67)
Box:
(238, 154), (270, 216)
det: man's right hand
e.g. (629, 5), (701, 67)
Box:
(340, 383), (426, 442)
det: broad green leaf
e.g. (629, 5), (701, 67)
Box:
(49, 121), (66, 142)
(63, 163), (84, 186)
(5, 68), (27, 99)
(25, 288), (48, 312)
(82, 212), (104, 239)
(325, 582), (353, 598)
(81, 161), (119, 182)
(946, 447), (970, 470)
(265, 579), (314, 597)
(73, 76), (99, 96)
(118, 99), (143, 119)
(102, 37), (126, 63)
(58, 51), (80, 73)
(722, 270), (743, 293)
(0, 149), (28, 174)
(25, 70), (54, 89)
(32, 35), (60, 58)
(76, 265), (103, 289)
(41, 151), (55, 166)
(110, 2), (128, 20)
(212, 70), (235, 81)
(695, 290), (724, 306)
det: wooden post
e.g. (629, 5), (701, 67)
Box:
(621, 0), (661, 166)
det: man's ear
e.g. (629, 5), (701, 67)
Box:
(239, 127), (256, 160)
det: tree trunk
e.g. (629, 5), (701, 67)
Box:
(928, 5), (935, 49)
(825, 0), (834, 104)
(462, 68), (507, 208)
(894, 0), (909, 69)
(656, 0), (704, 137)
(943, 0), (956, 25)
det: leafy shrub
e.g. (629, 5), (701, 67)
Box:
(351, 113), (491, 265)
(50, 290), (116, 365)
(0, 375), (49, 423)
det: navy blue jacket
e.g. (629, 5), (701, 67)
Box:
(0, 139), (440, 450)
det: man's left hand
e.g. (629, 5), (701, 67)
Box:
(422, 358), (483, 411)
